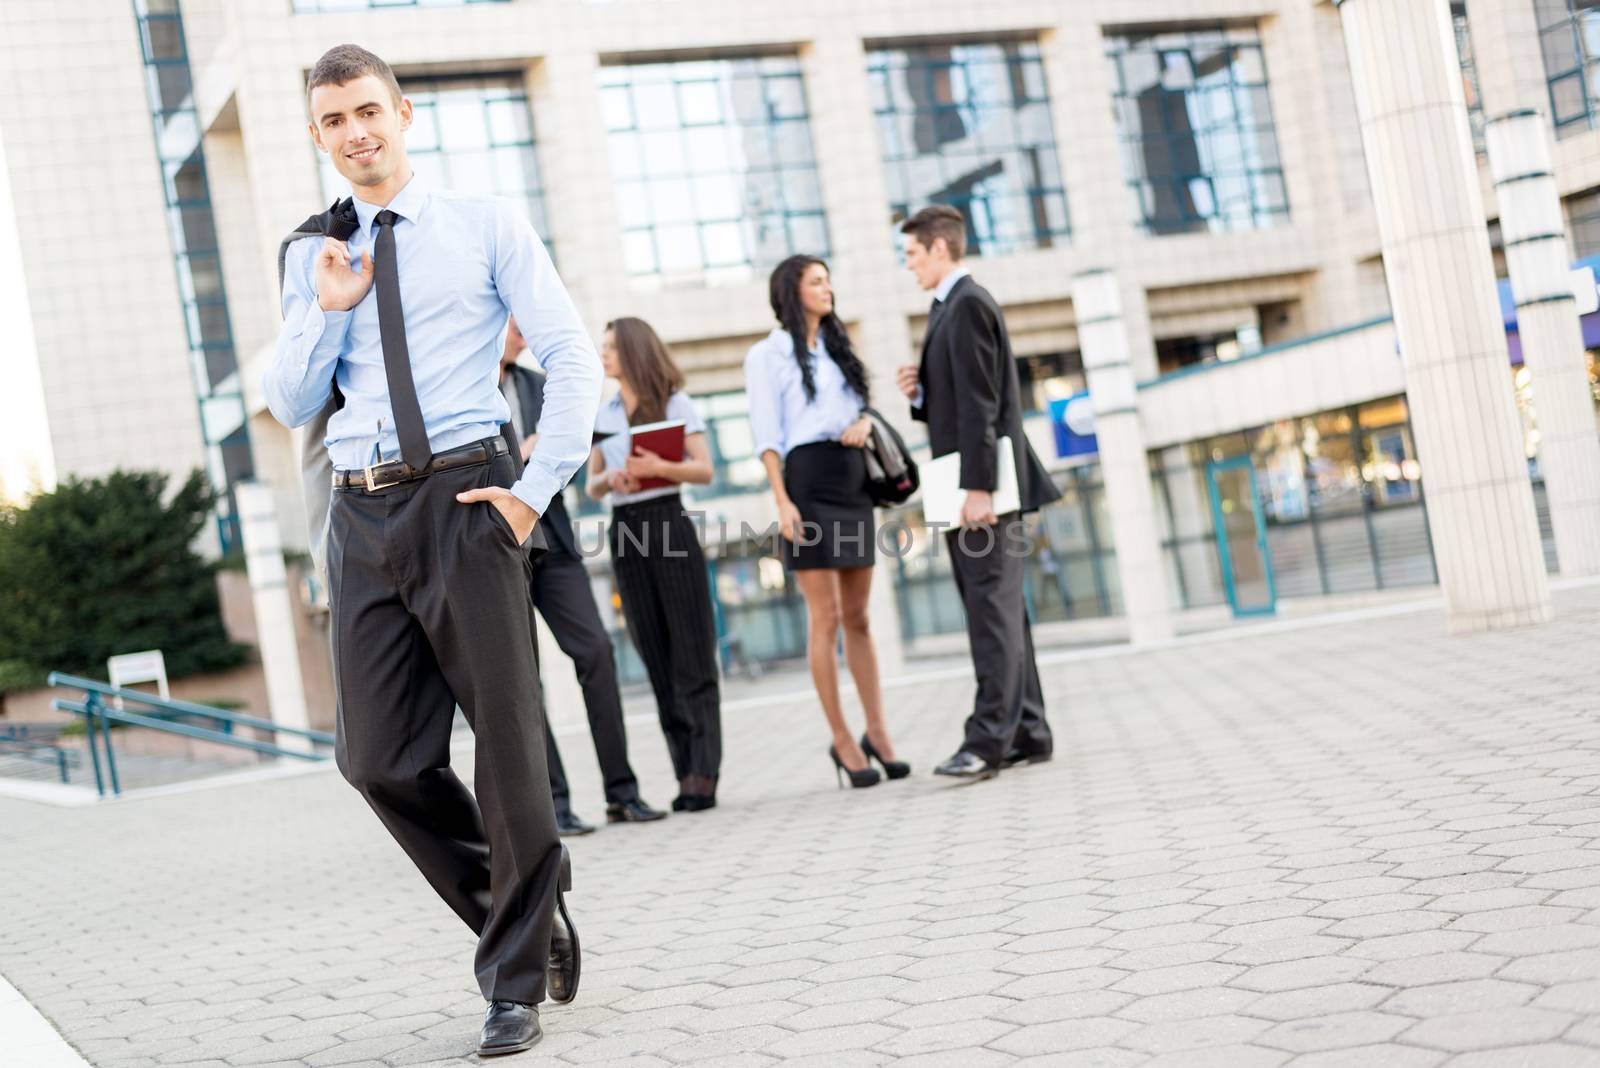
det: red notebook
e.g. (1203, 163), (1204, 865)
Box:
(629, 419), (685, 491)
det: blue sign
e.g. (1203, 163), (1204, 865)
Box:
(1050, 392), (1098, 458)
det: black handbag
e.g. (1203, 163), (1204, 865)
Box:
(860, 408), (920, 506)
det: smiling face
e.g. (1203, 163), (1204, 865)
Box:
(308, 75), (412, 191)
(798, 262), (834, 320)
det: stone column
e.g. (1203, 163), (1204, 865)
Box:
(1072, 271), (1174, 644)
(1334, 0), (1551, 632)
(1467, 0), (1600, 576)
(234, 481), (313, 753)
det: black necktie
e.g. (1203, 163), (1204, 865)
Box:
(928, 297), (946, 335)
(373, 209), (432, 471)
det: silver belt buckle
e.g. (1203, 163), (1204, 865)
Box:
(363, 462), (384, 492)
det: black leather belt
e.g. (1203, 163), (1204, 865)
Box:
(334, 436), (508, 492)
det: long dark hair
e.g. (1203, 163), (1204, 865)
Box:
(605, 316), (684, 426)
(768, 255), (871, 405)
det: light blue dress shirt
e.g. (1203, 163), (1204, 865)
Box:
(743, 328), (865, 460)
(594, 390), (706, 507)
(263, 175), (602, 517)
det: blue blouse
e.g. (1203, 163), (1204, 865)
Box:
(743, 328), (865, 461)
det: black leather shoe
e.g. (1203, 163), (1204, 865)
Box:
(933, 750), (998, 781)
(548, 844), (580, 1004)
(554, 810), (595, 837)
(479, 1000), (541, 1056)
(606, 798), (667, 823)
(678, 794), (717, 812)
(1002, 747), (1053, 769)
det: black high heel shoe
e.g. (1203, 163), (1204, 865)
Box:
(829, 746), (881, 789)
(860, 734), (911, 780)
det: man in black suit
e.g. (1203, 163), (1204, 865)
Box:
(895, 205), (1062, 782)
(501, 319), (666, 832)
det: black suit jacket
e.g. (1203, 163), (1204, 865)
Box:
(505, 362), (579, 558)
(911, 275), (1061, 514)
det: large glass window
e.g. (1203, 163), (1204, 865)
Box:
(866, 40), (1070, 256)
(1451, 2), (1488, 157)
(318, 74), (550, 246)
(599, 55), (829, 285)
(1568, 188), (1600, 257)
(133, 0), (249, 551)
(1106, 25), (1289, 235)
(1537, 0), (1600, 137)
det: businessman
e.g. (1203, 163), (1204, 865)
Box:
(896, 205), (1061, 782)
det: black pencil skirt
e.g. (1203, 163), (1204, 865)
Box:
(782, 440), (876, 571)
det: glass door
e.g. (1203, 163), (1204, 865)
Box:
(1206, 457), (1277, 617)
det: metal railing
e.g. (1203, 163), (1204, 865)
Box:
(0, 725), (80, 784)
(47, 673), (334, 798)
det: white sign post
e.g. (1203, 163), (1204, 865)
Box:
(106, 650), (169, 711)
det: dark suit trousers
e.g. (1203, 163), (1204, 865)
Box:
(608, 495), (722, 783)
(532, 549), (641, 810)
(946, 515), (1054, 767)
(328, 451), (561, 1005)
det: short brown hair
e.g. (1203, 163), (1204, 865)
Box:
(900, 205), (966, 261)
(307, 44), (402, 109)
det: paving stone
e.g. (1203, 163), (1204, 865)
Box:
(1399, 1006), (1575, 1051)
(1256, 1010), (1411, 1052)
(7, 589), (1600, 1067)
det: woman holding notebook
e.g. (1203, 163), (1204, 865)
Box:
(743, 255), (909, 790)
(588, 317), (723, 812)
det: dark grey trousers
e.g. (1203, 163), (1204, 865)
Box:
(946, 515), (1054, 767)
(532, 549), (640, 810)
(328, 450), (561, 1005)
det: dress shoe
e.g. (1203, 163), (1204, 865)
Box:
(606, 798), (667, 823)
(933, 750), (998, 781)
(829, 745), (881, 789)
(554, 810), (595, 837)
(678, 793), (717, 812)
(479, 1000), (541, 1056)
(1002, 747), (1053, 769)
(860, 733), (911, 780)
(548, 844), (580, 1004)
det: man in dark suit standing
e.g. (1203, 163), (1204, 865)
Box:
(500, 319), (667, 833)
(895, 205), (1062, 782)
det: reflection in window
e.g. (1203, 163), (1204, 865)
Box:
(1451, 3), (1488, 158)
(599, 55), (829, 285)
(1106, 25), (1289, 235)
(318, 74), (551, 248)
(866, 40), (1070, 256)
(700, 391), (769, 496)
(1567, 188), (1600, 258)
(1537, 0), (1600, 137)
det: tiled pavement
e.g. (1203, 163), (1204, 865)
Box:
(4, 586), (1600, 1067)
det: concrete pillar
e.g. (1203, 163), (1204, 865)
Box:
(1072, 271), (1174, 644)
(1468, 0), (1600, 576)
(1334, 0), (1551, 632)
(234, 481), (313, 752)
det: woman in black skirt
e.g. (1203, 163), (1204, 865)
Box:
(744, 255), (909, 789)
(588, 317), (722, 811)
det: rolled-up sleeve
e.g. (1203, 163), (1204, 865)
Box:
(263, 240), (350, 428)
(743, 341), (785, 460)
(492, 203), (603, 516)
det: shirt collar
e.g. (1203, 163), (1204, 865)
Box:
(766, 326), (828, 358)
(351, 172), (429, 234)
(933, 265), (970, 304)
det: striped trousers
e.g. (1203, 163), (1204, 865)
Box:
(608, 494), (722, 784)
